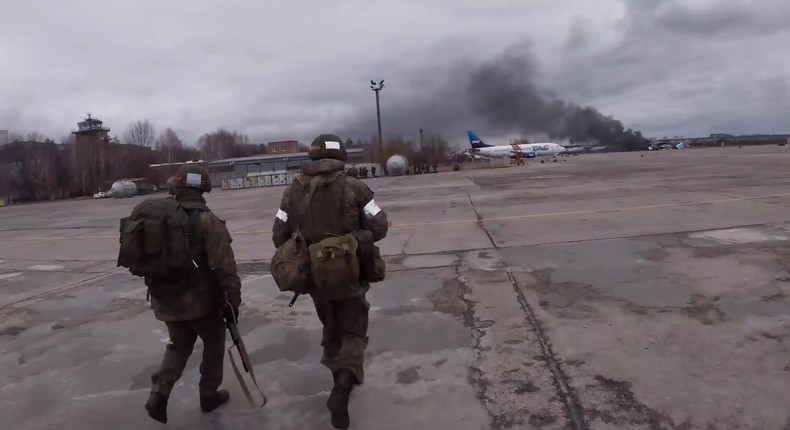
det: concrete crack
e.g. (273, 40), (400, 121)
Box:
(455, 264), (495, 427)
(507, 271), (589, 430)
(467, 192), (497, 249)
(401, 233), (415, 255)
(466, 191), (584, 428)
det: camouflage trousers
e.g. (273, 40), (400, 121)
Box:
(150, 316), (226, 398)
(311, 294), (370, 384)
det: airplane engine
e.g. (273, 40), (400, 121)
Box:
(525, 152), (537, 158)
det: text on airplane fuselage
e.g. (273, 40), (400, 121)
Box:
(499, 144), (551, 152)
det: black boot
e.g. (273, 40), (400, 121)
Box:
(327, 370), (356, 429)
(145, 393), (168, 424)
(200, 389), (230, 413)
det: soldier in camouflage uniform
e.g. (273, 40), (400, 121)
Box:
(272, 134), (389, 429)
(144, 164), (242, 424)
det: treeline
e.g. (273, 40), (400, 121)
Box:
(346, 131), (450, 166)
(0, 120), (273, 202)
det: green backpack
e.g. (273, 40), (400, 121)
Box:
(270, 173), (361, 299)
(117, 198), (206, 285)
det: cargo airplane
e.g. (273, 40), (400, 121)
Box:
(466, 131), (567, 159)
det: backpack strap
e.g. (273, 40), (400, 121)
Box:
(294, 176), (321, 232)
(182, 207), (209, 290)
(185, 207), (210, 265)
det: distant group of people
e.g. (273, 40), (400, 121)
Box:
(346, 165), (376, 178)
(118, 134), (389, 429)
(408, 163), (438, 174)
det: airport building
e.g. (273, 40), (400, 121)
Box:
(653, 133), (790, 148)
(206, 147), (379, 190)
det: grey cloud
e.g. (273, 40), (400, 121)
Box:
(545, 0), (790, 138)
(652, 0), (790, 36)
(1, 0), (788, 146)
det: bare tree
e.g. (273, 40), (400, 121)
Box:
(0, 163), (11, 201)
(1, 140), (61, 201)
(26, 132), (48, 142)
(197, 129), (251, 161)
(156, 128), (183, 163)
(155, 128), (202, 163)
(124, 120), (156, 147)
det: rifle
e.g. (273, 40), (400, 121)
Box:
(222, 290), (267, 408)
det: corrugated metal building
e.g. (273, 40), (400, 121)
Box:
(208, 148), (366, 179)
(208, 148), (378, 190)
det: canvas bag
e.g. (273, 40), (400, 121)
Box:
(353, 229), (386, 283)
(307, 232), (360, 299)
(270, 177), (320, 294)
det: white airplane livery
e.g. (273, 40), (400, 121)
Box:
(467, 130), (567, 159)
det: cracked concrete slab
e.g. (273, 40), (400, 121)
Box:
(3, 145), (790, 429)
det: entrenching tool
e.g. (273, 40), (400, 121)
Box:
(222, 291), (267, 408)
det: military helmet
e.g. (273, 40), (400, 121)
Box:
(308, 133), (347, 161)
(172, 164), (212, 193)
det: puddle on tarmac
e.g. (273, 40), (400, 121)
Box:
(27, 264), (65, 271)
(247, 326), (316, 364)
(367, 312), (472, 356)
(502, 239), (693, 308)
(720, 298), (790, 317)
(687, 227), (790, 246)
(367, 274), (444, 308)
(0, 272), (22, 281)
(544, 292), (571, 307)
(402, 254), (458, 269)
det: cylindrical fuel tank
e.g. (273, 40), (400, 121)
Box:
(111, 180), (138, 198)
(385, 154), (409, 176)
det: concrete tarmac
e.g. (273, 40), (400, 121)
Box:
(2, 145), (790, 429)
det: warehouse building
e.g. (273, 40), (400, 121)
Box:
(207, 147), (379, 190)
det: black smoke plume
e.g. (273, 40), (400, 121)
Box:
(342, 43), (648, 150)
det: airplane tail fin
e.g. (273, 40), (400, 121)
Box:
(467, 130), (491, 149)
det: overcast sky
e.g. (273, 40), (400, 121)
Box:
(1, 0), (788, 147)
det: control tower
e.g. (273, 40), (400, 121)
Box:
(71, 113), (111, 195)
(72, 113), (110, 144)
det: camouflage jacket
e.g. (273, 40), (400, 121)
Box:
(272, 159), (389, 298)
(148, 193), (242, 322)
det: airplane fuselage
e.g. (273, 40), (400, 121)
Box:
(472, 142), (567, 159)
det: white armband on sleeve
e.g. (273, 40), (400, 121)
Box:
(276, 209), (288, 222)
(363, 199), (381, 217)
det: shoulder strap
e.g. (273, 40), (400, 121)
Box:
(184, 207), (208, 268)
(295, 176), (320, 231)
(335, 175), (348, 233)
